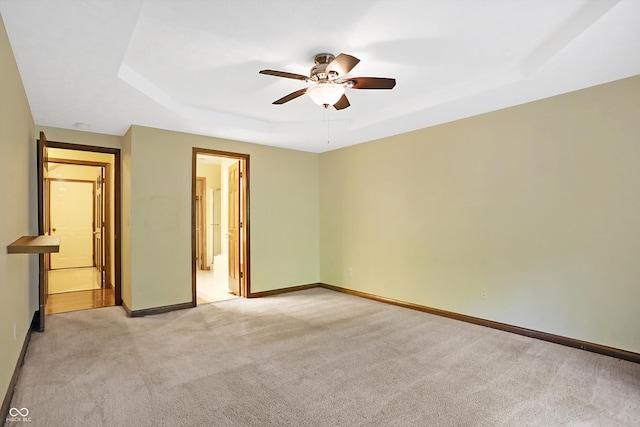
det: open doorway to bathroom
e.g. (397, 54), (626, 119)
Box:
(192, 148), (249, 305)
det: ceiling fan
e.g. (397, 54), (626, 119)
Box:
(259, 53), (396, 110)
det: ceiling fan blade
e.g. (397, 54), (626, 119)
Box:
(273, 88), (308, 105)
(349, 77), (396, 89)
(326, 53), (360, 76)
(259, 70), (309, 81)
(333, 94), (350, 110)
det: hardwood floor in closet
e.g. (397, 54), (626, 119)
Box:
(46, 288), (115, 314)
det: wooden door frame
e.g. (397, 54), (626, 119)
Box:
(195, 176), (208, 270)
(47, 159), (112, 286)
(37, 135), (122, 329)
(95, 167), (105, 287)
(192, 148), (250, 305)
(36, 134), (48, 331)
(227, 161), (240, 296)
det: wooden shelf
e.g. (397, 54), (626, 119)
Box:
(7, 236), (60, 254)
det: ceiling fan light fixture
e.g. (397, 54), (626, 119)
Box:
(260, 52), (395, 110)
(307, 83), (345, 108)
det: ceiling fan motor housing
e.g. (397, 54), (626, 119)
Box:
(310, 53), (338, 81)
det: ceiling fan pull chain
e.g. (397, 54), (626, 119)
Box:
(325, 108), (331, 144)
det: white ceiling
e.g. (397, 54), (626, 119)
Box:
(1, 0), (639, 153)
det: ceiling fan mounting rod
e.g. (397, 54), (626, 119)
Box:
(314, 53), (335, 64)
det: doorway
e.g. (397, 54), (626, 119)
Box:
(192, 148), (249, 305)
(37, 133), (121, 328)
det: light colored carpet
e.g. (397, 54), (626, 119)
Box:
(7, 288), (640, 426)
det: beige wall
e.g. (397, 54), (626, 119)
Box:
(197, 161), (222, 191)
(47, 163), (102, 181)
(0, 14), (37, 404)
(33, 126), (320, 311)
(320, 75), (640, 353)
(126, 125), (320, 310)
(121, 127), (132, 308)
(38, 126), (123, 149)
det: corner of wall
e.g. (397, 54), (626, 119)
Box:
(121, 126), (133, 308)
(0, 11), (38, 411)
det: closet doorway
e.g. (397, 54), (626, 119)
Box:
(192, 148), (249, 305)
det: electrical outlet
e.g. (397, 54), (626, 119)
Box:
(348, 267), (353, 277)
(480, 289), (488, 299)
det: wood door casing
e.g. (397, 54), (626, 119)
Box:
(192, 148), (249, 305)
(37, 132), (49, 331)
(94, 168), (105, 287)
(195, 177), (208, 270)
(228, 161), (240, 296)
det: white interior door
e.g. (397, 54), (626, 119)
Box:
(50, 180), (94, 269)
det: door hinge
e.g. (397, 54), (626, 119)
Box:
(240, 222), (243, 228)
(239, 171), (243, 178)
(240, 271), (243, 279)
